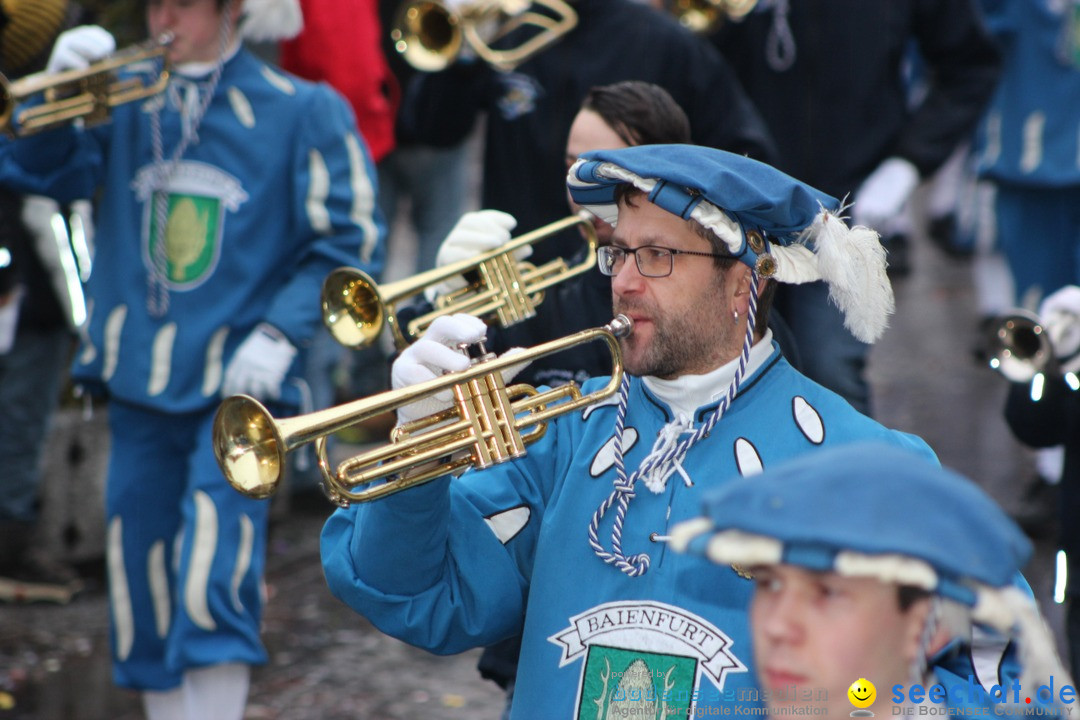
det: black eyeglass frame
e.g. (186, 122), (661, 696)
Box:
(597, 244), (737, 278)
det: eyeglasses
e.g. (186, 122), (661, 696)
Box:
(597, 245), (735, 278)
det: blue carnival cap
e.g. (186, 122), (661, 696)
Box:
(669, 442), (1031, 618)
(669, 442), (1066, 693)
(567, 145), (894, 343)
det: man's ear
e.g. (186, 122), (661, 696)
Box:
(902, 598), (934, 664)
(730, 263), (754, 315)
(904, 597), (962, 665)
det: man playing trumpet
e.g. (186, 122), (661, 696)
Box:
(321, 145), (958, 717)
(0, 1), (384, 718)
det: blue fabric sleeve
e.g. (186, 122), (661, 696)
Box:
(320, 406), (570, 654)
(263, 84), (385, 346)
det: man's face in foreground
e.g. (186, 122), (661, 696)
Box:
(750, 565), (929, 717)
(609, 199), (746, 378)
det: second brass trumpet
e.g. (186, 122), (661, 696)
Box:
(0, 32), (173, 137)
(322, 211), (598, 349)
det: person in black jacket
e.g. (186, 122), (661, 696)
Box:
(1002, 284), (1080, 681)
(398, 0), (778, 267)
(711, 0), (1002, 415)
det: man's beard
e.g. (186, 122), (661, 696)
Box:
(615, 276), (732, 379)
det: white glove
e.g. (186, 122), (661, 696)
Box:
(222, 323), (298, 401)
(46, 26), (116, 75)
(1039, 286), (1080, 374)
(424, 210), (526, 303)
(852, 157), (920, 230)
(391, 314), (531, 424)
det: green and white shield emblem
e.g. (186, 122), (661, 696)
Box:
(550, 600), (747, 720)
(134, 160), (249, 292)
(580, 645), (697, 720)
(148, 192), (221, 286)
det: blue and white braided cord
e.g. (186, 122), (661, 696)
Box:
(586, 274), (761, 577)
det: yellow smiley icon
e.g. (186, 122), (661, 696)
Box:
(848, 678), (876, 709)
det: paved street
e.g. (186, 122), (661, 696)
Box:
(0, 202), (1063, 719)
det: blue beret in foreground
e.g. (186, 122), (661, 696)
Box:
(697, 442), (1026, 590)
(567, 145), (894, 343)
(669, 442), (1065, 695)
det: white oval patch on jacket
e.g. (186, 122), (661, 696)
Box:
(792, 396), (824, 444)
(590, 428), (639, 477)
(484, 506), (531, 545)
(734, 438), (763, 476)
(582, 394), (619, 421)
(228, 87), (255, 128)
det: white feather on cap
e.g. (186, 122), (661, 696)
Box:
(238, 0), (303, 42)
(806, 209), (894, 344)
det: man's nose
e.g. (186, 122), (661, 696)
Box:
(611, 253), (645, 294)
(757, 592), (807, 644)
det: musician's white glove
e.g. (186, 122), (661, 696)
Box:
(1039, 285), (1080, 375)
(391, 313), (531, 424)
(852, 157), (920, 231)
(424, 210), (527, 303)
(46, 26), (116, 75)
(222, 323), (297, 401)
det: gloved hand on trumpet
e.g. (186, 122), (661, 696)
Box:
(46, 26), (116, 74)
(424, 210), (530, 303)
(392, 313), (531, 424)
(1039, 285), (1080, 375)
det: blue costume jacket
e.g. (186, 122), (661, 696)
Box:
(0, 46), (385, 690)
(0, 47), (383, 412)
(322, 345), (935, 718)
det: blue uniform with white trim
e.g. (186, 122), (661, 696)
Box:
(974, 0), (1080, 298)
(0, 47), (384, 689)
(321, 345), (934, 719)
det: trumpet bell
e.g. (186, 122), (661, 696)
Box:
(213, 395), (286, 500)
(390, 1), (464, 72)
(666, 0), (757, 34)
(322, 267), (386, 349)
(987, 311), (1052, 383)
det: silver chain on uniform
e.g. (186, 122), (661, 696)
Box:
(146, 1), (234, 317)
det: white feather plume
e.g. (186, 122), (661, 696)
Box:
(807, 209), (894, 343)
(770, 243), (820, 285)
(238, 0), (303, 42)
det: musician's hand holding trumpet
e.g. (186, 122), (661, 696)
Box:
(1038, 286), (1080, 376)
(423, 210), (528, 303)
(46, 26), (116, 74)
(391, 313), (530, 424)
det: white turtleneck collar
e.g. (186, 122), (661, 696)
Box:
(173, 38), (241, 79)
(641, 329), (776, 421)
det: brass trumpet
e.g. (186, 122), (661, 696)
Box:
(322, 211), (598, 349)
(0, 32), (173, 137)
(390, 0), (578, 72)
(213, 315), (633, 506)
(667, 0), (758, 34)
(985, 310), (1054, 383)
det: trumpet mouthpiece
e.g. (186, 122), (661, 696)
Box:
(608, 314), (633, 338)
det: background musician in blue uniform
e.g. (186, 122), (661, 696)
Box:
(0, 0), (384, 717)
